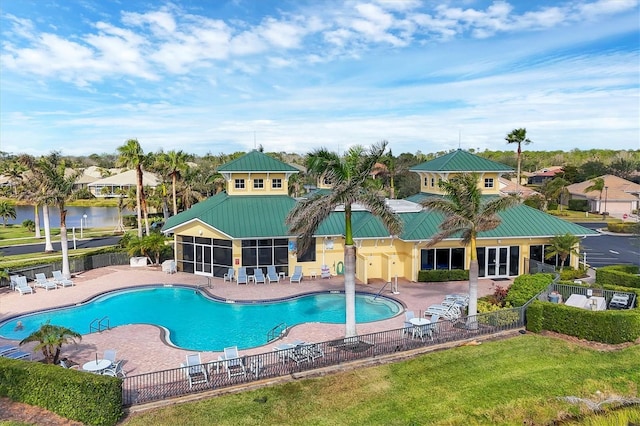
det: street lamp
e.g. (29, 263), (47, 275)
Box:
(603, 186), (609, 220)
(81, 214), (87, 238)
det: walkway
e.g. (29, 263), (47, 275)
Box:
(0, 266), (507, 376)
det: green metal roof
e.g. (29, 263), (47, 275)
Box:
(217, 150), (299, 173)
(410, 149), (514, 173)
(163, 193), (297, 238)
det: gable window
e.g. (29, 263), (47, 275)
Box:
(234, 179), (245, 189)
(484, 178), (494, 188)
(424, 177), (428, 186)
(430, 177), (435, 187)
(253, 178), (264, 189)
(272, 178), (282, 189)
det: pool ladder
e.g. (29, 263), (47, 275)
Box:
(89, 316), (110, 333)
(266, 322), (287, 343)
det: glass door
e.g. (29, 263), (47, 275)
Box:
(194, 244), (212, 276)
(485, 247), (509, 278)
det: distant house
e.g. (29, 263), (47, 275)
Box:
(498, 177), (540, 198)
(527, 166), (564, 185)
(87, 169), (159, 197)
(566, 174), (640, 218)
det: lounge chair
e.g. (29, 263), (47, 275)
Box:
(14, 276), (33, 295)
(223, 268), (235, 282)
(2, 350), (31, 360)
(321, 265), (331, 279)
(102, 360), (126, 378)
(34, 273), (57, 291)
(266, 266), (279, 283)
(182, 353), (208, 388)
(289, 266), (303, 283)
(221, 346), (246, 379)
(253, 268), (266, 284)
(236, 267), (248, 285)
(9, 275), (19, 290)
(52, 270), (74, 287)
(0, 345), (18, 356)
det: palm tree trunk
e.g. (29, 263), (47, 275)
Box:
(34, 205), (41, 238)
(136, 173), (143, 237)
(60, 208), (71, 279)
(172, 174), (178, 216)
(467, 260), (479, 329)
(344, 244), (357, 337)
(516, 143), (521, 194)
(42, 205), (54, 252)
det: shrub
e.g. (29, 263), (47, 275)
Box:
(506, 274), (555, 307)
(0, 358), (122, 425)
(525, 300), (544, 333)
(596, 265), (640, 289)
(417, 269), (469, 282)
(486, 285), (509, 307)
(477, 301), (520, 327)
(568, 199), (589, 211)
(606, 222), (636, 234)
(559, 267), (586, 281)
(22, 219), (35, 232)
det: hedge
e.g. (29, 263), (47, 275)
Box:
(596, 265), (640, 289)
(0, 358), (123, 425)
(526, 300), (640, 344)
(606, 222), (637, 234)
(568, 199), (589, 212)
(417, 269), (469, 282)
(505, 273), (555, 307)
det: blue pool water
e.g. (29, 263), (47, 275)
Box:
(0, 286), (402, 351)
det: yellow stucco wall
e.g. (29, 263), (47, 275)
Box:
(417, 171), (502, 195)
(225, 172), (290, 196)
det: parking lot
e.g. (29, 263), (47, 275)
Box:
(578, 223), (639, 268)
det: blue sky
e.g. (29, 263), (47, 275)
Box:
(1, 0), (638, 157)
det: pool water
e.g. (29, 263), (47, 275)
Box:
(0, 286), (402, 351)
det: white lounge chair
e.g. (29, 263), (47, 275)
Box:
(103, 349), (117, 367)
(236, 267), (248, 285)
(102, 360), (126, 378)
(289, 266), (303, 283)
(321, 265), (331, 279)
(14, 276), (33, 295)
(223, 268), (235, 282)
(0, 345), (19, 356)
(52, 270), (74, 287)
(182, 353), (208, 388)
(9, 275), (19, 290)
(253, 268), (266, 284)
(34, 273), (57, 291)
(221, 346), (246, 379)
(266, 266), (279, 283)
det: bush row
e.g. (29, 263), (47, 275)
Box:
(606, 222), (638, 234)
(526, 300), (640, 344)
(505, 273), (555, 307)
(417, 269), (469, 282)
(0, 358), (123, 426)
(596, 265), (640, 289)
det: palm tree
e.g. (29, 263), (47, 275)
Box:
(0, 200), (16, 227)
(505, 128), (532, 193)
(117, 139), (149, 237)
(419, 173), (519, 324)
(584, 177), (605, 214)
(20, 322), (81, 365)
(165, 150), (189, 215)
(287, 141), (402, 337)
(545, 233), (581, 272)
(39, 152), (79, 279)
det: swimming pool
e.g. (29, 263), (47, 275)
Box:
(0, 286), (402, 351)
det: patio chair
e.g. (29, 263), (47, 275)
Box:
(288, 343), (310, 365)
(9, 275), (19, 290)
(34, 273), (57, 291)
(321, 265), (331, 279)
(14, 276), (33, 295)
(266, 266), (279, 283)
(403, 311), (415, 335)
(222, 346), (247, 379)
(425, 302), (461, 320)
(52, 270), (74, 287)
(289, 266), (303, 283)
(253, 268), (266, 284)
(223, 268), (235, 282)
(182, 353), (208, 388)
(236, 267), (248, 285)
(302, 342), (324, 361)
(102, 360), (126, 378)
(103, 349), (117, 367)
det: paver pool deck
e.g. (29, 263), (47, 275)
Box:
(0, 265), (509, 376)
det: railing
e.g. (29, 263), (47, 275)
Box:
(89, 316), (110, 333)
(122, 307), (525, 406)
(266, 322), (287, 343)
(373, 282), (391, 300)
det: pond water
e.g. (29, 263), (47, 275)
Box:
(9, 205), (134, 228)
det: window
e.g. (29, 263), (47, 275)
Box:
(430, 177), (435, 187)
(253, 179), (264, 189)
(234, 179), (245, 189)
(242, 238), (290, 274)
(297, 239), (317, 262)
(272, 178), (282, 189)
(424, 177), (429, 187)
(484, 178), (494, 188)
(420, 248), (465, 270)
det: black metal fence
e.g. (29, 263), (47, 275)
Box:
(122, 307), (525, 406)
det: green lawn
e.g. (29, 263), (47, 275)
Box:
(123, 335), (639, 426)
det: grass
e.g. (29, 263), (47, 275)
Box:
(123, 335), (640, 426)
(546, 209), (624, 224)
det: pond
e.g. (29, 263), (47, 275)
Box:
(8, 205), (134, 228)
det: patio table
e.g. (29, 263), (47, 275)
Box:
(83, 359), (111, 373)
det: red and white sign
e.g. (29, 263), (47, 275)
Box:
(623, 214), (628, 219)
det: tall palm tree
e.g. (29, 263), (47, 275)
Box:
(117, 139), (149, 237)
(545, 233), (581, 272)
(505, 128), (532, 194)
(584, 177), (605, 214)
(419, 173), (519, 324)
(165, 150), (189, 215)
(286, 141), (402, 337)
(38, 152), (79, 279)
(0, 200), (16, 227)
(17, 155), (44, 240)
(20, 322), (81, 365)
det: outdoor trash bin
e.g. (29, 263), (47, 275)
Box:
(549, 292), (561, 303)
